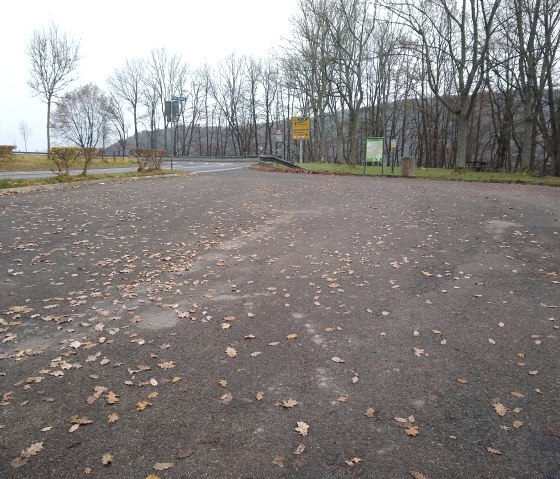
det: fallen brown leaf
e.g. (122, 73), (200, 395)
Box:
(153, 462), (174, 470)
(282, 398), (300, 408)
(493, 402), (507, 417)
(106, 391), (119, 404)
(136, 401), (152, 411)
(487, 447), (502, 455)
(295, 421), (309, 436)
(364, 407), (376, 418)
(101, 453), (113, 465)
(409, 471), (429, 479)
(405, 426), (419, 436)
(158, 361), (176, 369)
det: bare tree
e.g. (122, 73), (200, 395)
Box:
(27, 24), (80, 153)
(107, 58), (145, 148)
(106, 95), (129, 157)
(18, 120), (32, 151)
(148, 48), (188, 154)
(385, 0), (502, 168)
(51, 84), (111, 151)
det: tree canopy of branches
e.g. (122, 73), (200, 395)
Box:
(27, 24), (80, 153)
(51, 84), (111, 152)
(29, 1), (560, 176)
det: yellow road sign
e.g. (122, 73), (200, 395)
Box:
(292, 131), (310, 140)
(291, 117), (310, 140)
(291, 117), (310, 130)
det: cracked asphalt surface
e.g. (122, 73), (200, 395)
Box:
(1, 169), (559, 478)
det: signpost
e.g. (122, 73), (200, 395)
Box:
(390, 139), (397, 174)
(167, 96), (187, 170)
(275, 129), (283, 155)
(291, 117), (310, 163)
(365, 137), (384, 175)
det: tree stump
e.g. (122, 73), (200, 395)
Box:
(401, 157), (416, 177)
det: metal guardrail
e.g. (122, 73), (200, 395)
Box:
(13, 151), (259, 161)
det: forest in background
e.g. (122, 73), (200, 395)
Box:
(25, 0), (560, 175)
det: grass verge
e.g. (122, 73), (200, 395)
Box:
(0, 154), (136, 171)
(0, 170), (187, 190)
(252, 162), (560, 186)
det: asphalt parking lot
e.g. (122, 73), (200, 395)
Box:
(1, 169), (559, 478)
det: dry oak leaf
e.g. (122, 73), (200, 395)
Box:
(101, 453), (113, 465)
(21, 442), (43, 457)
(11, 441), (44, 468)
(108, 412), (119, 423)
(136, 400), (153, 411)
(146, 476), (161, 479)
(294, 444), (306, 455)
(457, 378), (468, 385)
(336, 396), (349, 403)
(286, 334), (298, 340)
(220, 393), (233, 405)
(172, 376), (182, 383)
(332, 357), (345, 363)
(345, 457), (362, 466)
(513, 421), (524, 429)
(218, 379), (228, 388)
(70, 415), (93, 432)
(153, 462), (174, 470)
(223, 315), (236, 321)
(148, 391), (159, 399)
(405, 426), (420, 437)
(295, 421), (309, 436)
(256, 391), (265, 401)
(511, 391), (526, 398)
(395, 416), (415, 424)
(487, 447), (502, 455)
(493, 403), (507, 417)
(250, 351), (262, 357)
(409, 472), (429, 479)
(225, 347), (237, 358)
(177, 449), (193, 458)
(221, 323), (231, 330)
(364, 407), (377, 418)
(282, 398), (300, 408)
(106, 391), (119, 404)
(158, 361), (176, 369)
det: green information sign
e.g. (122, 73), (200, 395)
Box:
(366, 137), (384, 164)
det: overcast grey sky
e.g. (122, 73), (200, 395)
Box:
(0, 0), (298, 151)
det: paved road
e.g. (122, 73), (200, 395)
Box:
(0, 170), (558, 478)
(0, 159), (253, 180)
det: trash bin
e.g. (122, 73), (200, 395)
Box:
(401, 157), (416, 177)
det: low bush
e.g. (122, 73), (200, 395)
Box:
(49, 147), (81, 177)
(130, 149), (165, 171)
(0, 145), (16, 163)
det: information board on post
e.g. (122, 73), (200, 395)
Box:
(291, 117), (310, 140)
(365, 137), (384, 175)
